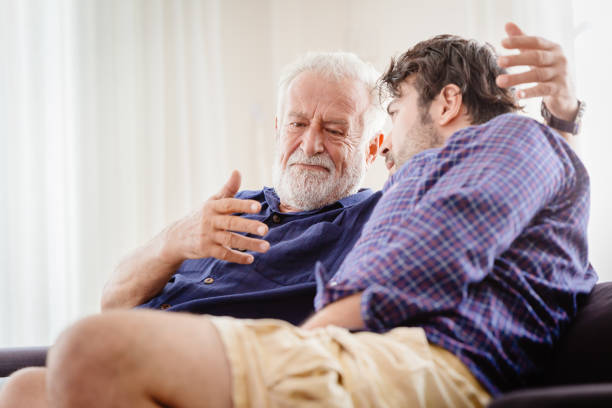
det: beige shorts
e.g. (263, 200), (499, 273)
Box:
(210, 316), (491, 408)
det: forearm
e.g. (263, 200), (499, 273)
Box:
(101, 233), (182, 311)
(301, 292), (365, 330)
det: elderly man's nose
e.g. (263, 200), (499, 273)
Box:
(301, 128), (325, 156)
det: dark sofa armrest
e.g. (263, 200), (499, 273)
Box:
(489, 383), (612, 408)
(0, 347), (48, 377)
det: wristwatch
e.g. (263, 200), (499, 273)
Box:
(540, 99), (586, 135)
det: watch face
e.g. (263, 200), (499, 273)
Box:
(541, 102), (551, 121)
(576, 100), (586, 123)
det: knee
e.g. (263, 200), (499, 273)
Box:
(0, 367), (46, 408)
(46, 312), (138, 403)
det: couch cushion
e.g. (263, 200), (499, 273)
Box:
(543, 281), (612, 385)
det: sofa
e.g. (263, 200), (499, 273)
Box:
(1, 282), (611, 406)
(489, 281), (612, 407)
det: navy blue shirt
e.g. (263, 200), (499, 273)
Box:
(139, 187), (381, 325)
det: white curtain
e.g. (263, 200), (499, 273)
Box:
(0, 0), (230, 346)
(3, 0), (607, 347)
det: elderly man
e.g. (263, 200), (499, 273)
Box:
(0, 23), (587, 408)
(101, 51), (387, 324)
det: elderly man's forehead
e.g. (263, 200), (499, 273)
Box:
(284, 72), (370, 112)
(286, 110), (349, 124)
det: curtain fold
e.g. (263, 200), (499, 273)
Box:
(0, 0), (228, 346)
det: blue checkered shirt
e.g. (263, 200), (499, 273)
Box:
(314, 113), (597, 396)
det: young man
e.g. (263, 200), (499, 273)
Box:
(0, 24), (590, 408)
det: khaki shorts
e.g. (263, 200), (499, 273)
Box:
(210, 316), (491, 408)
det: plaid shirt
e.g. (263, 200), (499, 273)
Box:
(314, 113), (597, 395)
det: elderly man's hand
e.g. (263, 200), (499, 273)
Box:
(159, 170), (270, 265)
(496, 22), (579, 123)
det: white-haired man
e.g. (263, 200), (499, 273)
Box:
(100, 51), (388, 324)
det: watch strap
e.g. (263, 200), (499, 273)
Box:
(540, 100), (585, 135)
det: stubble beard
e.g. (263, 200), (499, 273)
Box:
(273, 148), (366, 211)
(393, 109), (444, 170)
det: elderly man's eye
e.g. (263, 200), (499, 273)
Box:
(289, 122), (306, 128)
(326, 128), (344, 136)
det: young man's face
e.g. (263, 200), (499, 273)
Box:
(380, 77), (444, 174)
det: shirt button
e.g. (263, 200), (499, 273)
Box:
(329, 281), (338, 287)
(272, 214), (281, 223)
(160, 303), (171, 310)
(204, 277), (214, 284)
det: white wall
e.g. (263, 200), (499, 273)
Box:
(572, 0), (612, 282)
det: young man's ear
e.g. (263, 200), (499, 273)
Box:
(434, 84), (463, 126)
(365, 132), (384, 166)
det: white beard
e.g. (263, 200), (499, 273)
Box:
(273, 148), (366, 211)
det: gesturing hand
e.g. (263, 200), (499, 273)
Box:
(496, 22), (579, 122)
(159, 170), (270, 265)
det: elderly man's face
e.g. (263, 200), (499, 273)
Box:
(273, 71), (370, 210)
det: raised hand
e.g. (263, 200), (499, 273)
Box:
(496, 22), (579, 122)
(159, 170), (270, 265)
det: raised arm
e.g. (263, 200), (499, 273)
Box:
(101, 171), (270, 310)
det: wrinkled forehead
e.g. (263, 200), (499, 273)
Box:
(283, 71), (371, 120)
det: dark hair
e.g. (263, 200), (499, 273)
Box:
(380, 35), (521, 124)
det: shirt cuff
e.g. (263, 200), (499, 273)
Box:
(360, 284), (402, 332)
(314, 262), (333, 310)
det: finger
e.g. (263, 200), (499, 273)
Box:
(213, 215), (268, 236)
(212, 198), (262, 215)
(498, 50), (557, 69)
(212, 170), (242, 199)
(496, 67), (557, 88)
(513, 83), (557, 99)
(212, 231), (270, 253)
(504, 22), (525, 37)
(210, 245), (255, 264)
(501, 35), (557, 51)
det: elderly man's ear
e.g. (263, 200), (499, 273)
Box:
(365, 132), (384, 166)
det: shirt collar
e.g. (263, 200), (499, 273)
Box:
(338, 188), (374, 207)
(263, 187), (374, 214)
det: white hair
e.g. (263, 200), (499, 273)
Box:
(276, 51), (387, 146)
